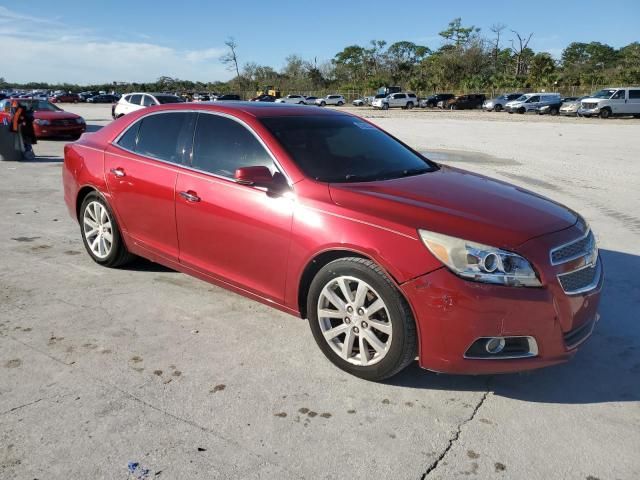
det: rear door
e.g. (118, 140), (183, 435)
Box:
(626, 89), (640, 114)
(105, 111), (196, 261)
(175, 112), (293, 302)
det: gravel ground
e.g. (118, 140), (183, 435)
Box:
(1, 104), (639, 480)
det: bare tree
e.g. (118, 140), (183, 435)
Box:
(221, 37), (241, 88)
(510, 30), (533, 76)
(490, 23), (506, 68)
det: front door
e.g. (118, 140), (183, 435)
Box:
(609, 89), (627, 114)
(176, 112), (293, 302)
(105, 111), (196, 261)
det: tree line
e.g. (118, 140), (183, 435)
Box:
(2, 18), (639, 97)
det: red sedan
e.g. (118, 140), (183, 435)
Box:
(1, 99), (86, 140)
(62, 103), (602, 380)
(49, 93), (80, 103)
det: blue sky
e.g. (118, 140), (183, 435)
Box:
(1, 0), (638, 84)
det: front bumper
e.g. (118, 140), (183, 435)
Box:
(401, 225), (603, 374)
(34, 124), (85, 138)
(578, 107), (600, 116)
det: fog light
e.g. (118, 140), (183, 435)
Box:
(485, 337), (506, 354)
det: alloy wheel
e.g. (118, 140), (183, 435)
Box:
(317, 276), (392, 366)
(83, 201), (113, 259)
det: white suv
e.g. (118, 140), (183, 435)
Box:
(372, 92), (418, 110)
(112, 93), (184, 118)
(315, 95), (345, 106)
(275, 94), (307, 105)
(578, 87), (640, 118)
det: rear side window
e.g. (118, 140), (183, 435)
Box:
(117, 121), (140, 151)
(134, 112), (197, 164)
(129, 94), (142, 105)
(191, 113), (274, 178)
(142, 95), (155, 107)
(629, 90), (640, 99)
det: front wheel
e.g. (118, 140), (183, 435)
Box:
(600, 108), (611, 119)
(320, 101), (326, 107)
(518, 107), (526, 114)
(407, 102), (414, 109)
(307, 258), (417, 381)
(80, 192), (134, 267)
(382, 103), (389, 110)
(494, 104), (502, 112)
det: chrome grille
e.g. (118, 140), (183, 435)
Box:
(582, 102), (598, 109)
(51, 119), (72, 126)
(557, 260), (601, 295)
(550, 230), (595, 265)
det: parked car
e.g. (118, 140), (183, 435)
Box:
(112, 93), (184, 119)
(49, 93), (80, 103)
(504, 93), (562, 114)
(192, 93), (211, 102)
(440, 94), (486, 110)
(352, 98), (365, 106)
(315, 95), (345, 106)
(87, 94), (118, 104)
(0, 99), (85, 139)
(304, 96), (318, 105)
(214, 94), (242, 101)
(62, 102), (602, 380)
(250, 94), (277, 102)
(482, 93), (524, 112)
(559, 97), (587, 116)
(276, 95), (307, 105)
(538, 97), (579, 116)
(420, 93), (454, 108)
(372, 92), (418, 110)
(578, 87), (640, 118)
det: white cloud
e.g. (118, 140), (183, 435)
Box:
(0, 6), (231, 84)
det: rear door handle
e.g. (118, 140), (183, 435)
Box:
(110, 167), (125, 178)
(179, 190), (200, 202)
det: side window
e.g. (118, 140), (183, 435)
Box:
(135, 112), (196, 164)
(142, 95), (156, 106)
(612, 90), (626, 100)
(129, 94), (142, 105)
(629, 90), (640, 99)
(191, 114), (274, 179)
(528, 96), (540, 103)
(117, 120), (141, 151)
(123, 95), (131, 103)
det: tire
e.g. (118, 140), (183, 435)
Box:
(494, 104), (502, 112)
(550, 107), (559, 116)
(298, 101), (304, 104)
(320, 101), (326, 107)
(407, 102), (414, 109)
(518, 107), (526, 114)
(307, 257), (417, 381)
(337, 101), (344, 106)
(600, 108), (611, 119)
(633, 114), (640, 119)
(450, 104), (457, 110)
(382, 103), (389, 110)
(79, 192), (134, 268)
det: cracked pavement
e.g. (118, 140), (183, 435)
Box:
(1, 105), (639, 479)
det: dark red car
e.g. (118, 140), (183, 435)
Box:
(1, 99), (86, 139)
(62, 103), (602, 380)
(50, 93), (80, 103)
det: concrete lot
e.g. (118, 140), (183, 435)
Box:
(1, 104), (639, 479)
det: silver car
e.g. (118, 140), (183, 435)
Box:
(483, 93), (524, 112)
(504, 93), (561, 114)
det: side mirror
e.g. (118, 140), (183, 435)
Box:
(234, 166), (274, 187)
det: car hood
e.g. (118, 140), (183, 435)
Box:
(34, 110), (81, 120)
(329, 165), (577, 249)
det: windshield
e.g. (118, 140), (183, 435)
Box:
(590, 89), (617, 99)
(513, 95), (529, 102)
(155, 95), (184, 104)
(260, 115), (437, 182)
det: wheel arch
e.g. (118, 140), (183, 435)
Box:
(297, 248), (403, 319)
(76, 185), (98, 220)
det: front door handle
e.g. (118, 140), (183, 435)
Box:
(110, 167), (125, 178)
(179, 190), (200, 202)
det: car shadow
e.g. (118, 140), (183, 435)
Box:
(119, 257), (174, 273)
(386, 248), (640, 404)
(28, 155), (62, 163)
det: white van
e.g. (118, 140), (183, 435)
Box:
(504, 93), (561, 114)
(578, 87), (640, 118)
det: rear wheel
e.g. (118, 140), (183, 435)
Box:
(320, 101), (326, 107)
(337, 101), (344, 106)
(407, 102), (414, 109)
(494, 104), (502, 112)
(450, 104), (457, 110)
(600, 108), (611, 119)
(80, 192), (134, 268)
(550, 107), (559, 116)
(307, 258), (417, 381)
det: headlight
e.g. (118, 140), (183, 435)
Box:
(75, 117), (85, 124)
(418, 230), (541, 287)
(34, 119), (50, 125)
